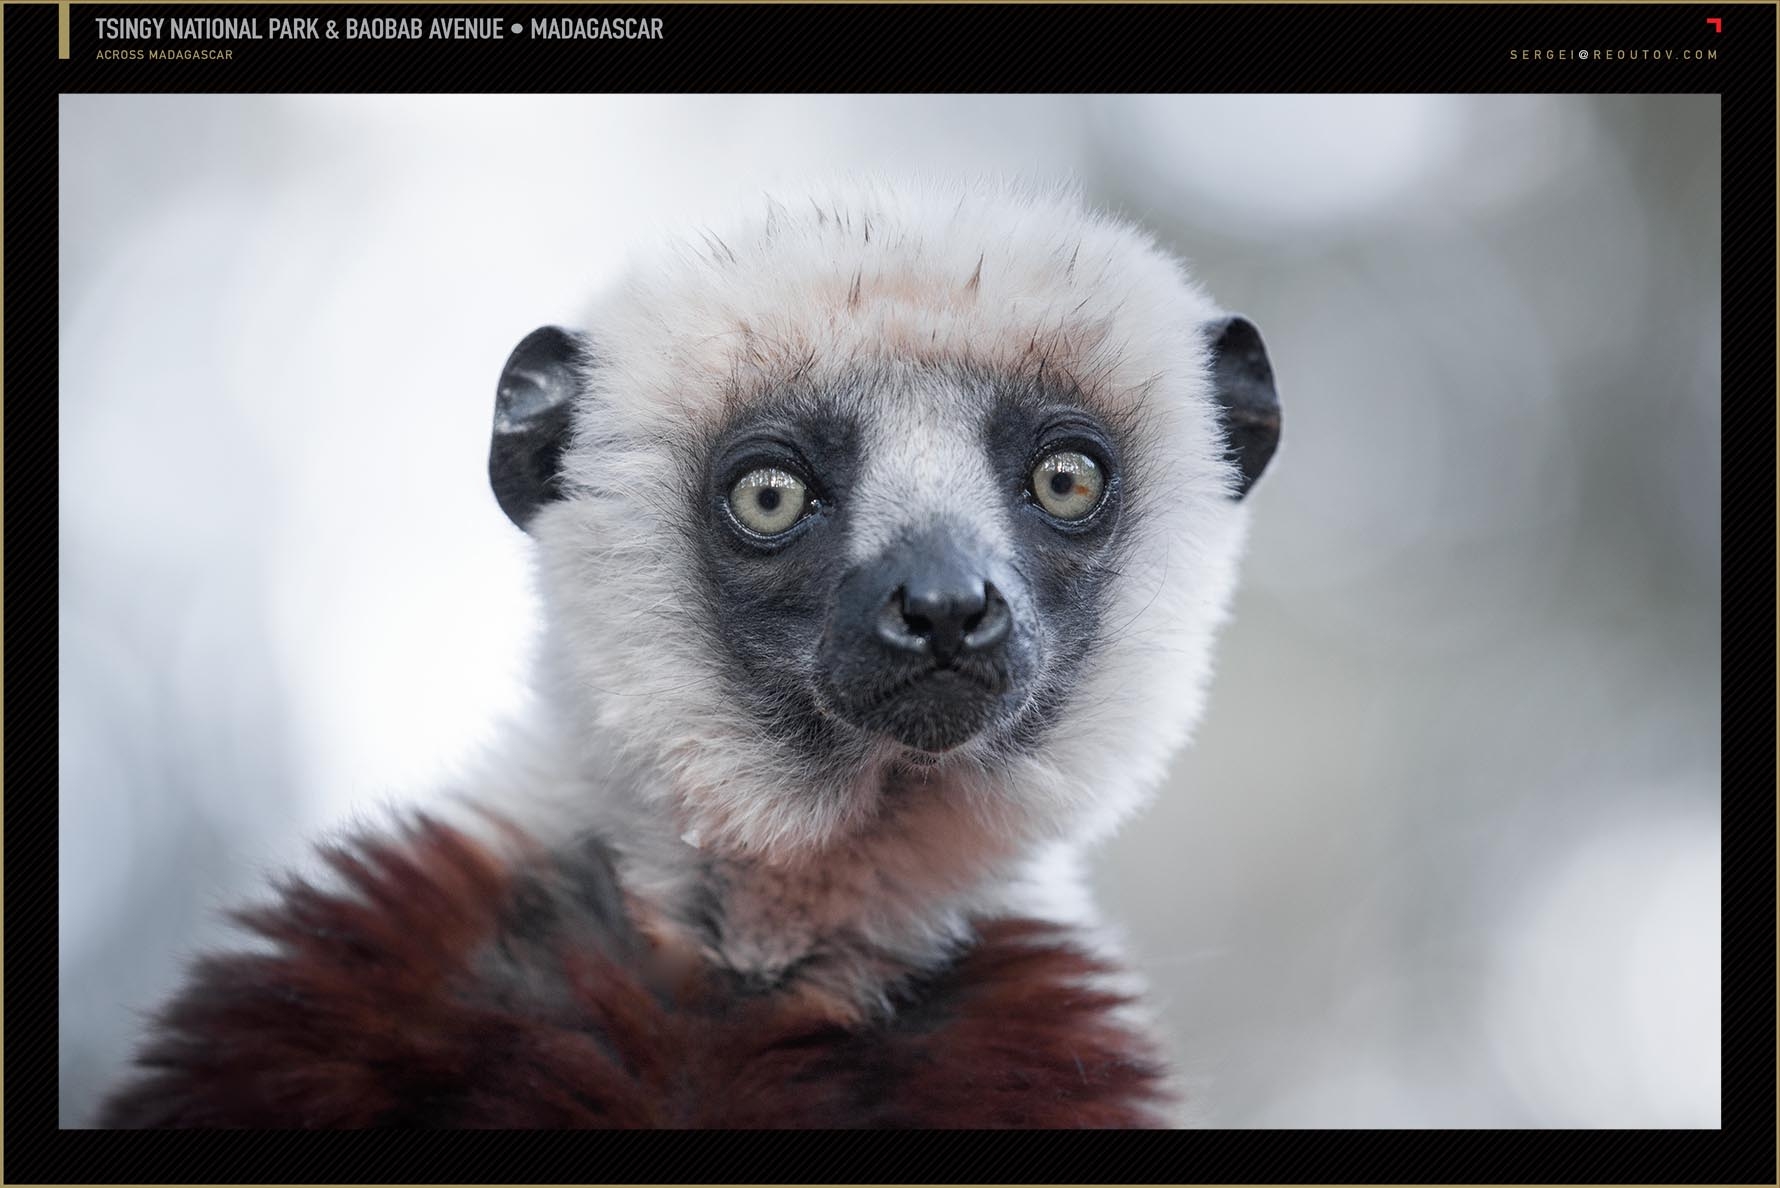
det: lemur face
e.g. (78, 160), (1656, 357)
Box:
(491, 185), (1278, 857)
(694, 369), (1143, 761)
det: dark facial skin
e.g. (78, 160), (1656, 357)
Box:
(690, 369), (1140, 766)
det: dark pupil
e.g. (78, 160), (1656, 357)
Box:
(756, 487), (782, 512)
(1048, 471), (1075, 497)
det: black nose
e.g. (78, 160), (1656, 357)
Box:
(877, 576), (1011, 664)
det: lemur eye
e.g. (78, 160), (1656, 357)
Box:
(729, 467), (810, 535)
(1030, 451), (1105, 521)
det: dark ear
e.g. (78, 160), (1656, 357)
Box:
(1205, 315), (1281, 499)
(490, 326), (587, 531)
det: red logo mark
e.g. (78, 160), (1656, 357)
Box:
(1705, 17), (1722, 32)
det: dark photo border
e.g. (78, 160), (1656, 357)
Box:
(12, 1), (1773, 1180)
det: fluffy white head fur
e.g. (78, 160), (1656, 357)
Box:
(500, 181), (1250, 977)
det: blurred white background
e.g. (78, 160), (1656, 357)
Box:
(59, 95), (1721, 1127)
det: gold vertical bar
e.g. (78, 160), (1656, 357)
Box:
(59, 1), (71, 59)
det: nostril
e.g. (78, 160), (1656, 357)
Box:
(876, 586), (930, 654)
(963, 583), (1011, 652)
(960, 602), (986, 636)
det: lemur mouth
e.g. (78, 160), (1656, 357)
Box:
(839, 665), (1009, 753)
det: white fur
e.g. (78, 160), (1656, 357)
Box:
(466, 180), (1251, 1016)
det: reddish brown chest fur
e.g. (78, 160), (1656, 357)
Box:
(99, 820), (1170, 1128)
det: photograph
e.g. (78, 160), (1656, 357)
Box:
(58, 92), (1722, 1129)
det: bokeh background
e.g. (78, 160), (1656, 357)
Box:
(59, 95), (1721, 1127)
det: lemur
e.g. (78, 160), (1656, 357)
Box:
(100, 181), (1280, 1128)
